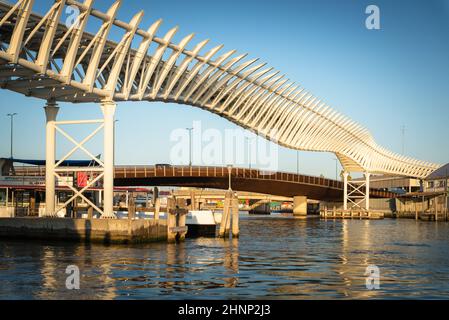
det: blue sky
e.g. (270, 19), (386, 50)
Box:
(0, 0), (448, 178)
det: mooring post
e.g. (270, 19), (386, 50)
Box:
(435, 197), (438, 222)
(167, 209), (177, 243)
(128, 192), (135, 220)
(154, 187), (160, 221)
(231, 193), (239, 238)
(166, 197), (188, 243)
(190, 189), (196, 211)
(415, 200), (418, 221)
(178, 209), (187, 241)
(219, 191), (232, 238)
(87, 206), (93, 220)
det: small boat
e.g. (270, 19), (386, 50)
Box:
(186, 210), (222, 237)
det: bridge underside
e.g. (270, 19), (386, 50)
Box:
(114, 177), (342, 200)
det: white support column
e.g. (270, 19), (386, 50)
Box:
(365, 172), (371, 211)
(101, 100), (117, 219)
(43, 101), (59, 217)
(343, 171), (349, 210)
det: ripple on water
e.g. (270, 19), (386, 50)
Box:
(1, 218), (449, 299)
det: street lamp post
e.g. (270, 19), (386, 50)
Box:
(246, 137), (252, 170)
(186, 127), (193, 167)
(296, 150), (300, 175)
(334, 158), (338, 180)
(227, 165), (233, 190)
(6, 113), (18, 159)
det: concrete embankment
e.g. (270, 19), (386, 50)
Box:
(0, 218), (167, 244)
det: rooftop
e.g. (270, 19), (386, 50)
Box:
(426, 163), (449, 181)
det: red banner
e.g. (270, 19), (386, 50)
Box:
(77, 172), (88, 188)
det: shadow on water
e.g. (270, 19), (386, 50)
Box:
(1, 217), (449, 299)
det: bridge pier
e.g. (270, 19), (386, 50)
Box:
(42, 99), (117, 219)
(342, 171), (371, 211)
(293, 196), (307, 216)
(100, 100), (117, 219)
(43, 101), (59, 218)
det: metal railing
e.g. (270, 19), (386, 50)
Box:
(13, 165), (343, 189)
(11, 165), (400, 197)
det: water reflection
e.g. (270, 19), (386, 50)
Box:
(1, 217), (449, 299)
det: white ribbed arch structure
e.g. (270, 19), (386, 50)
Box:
(0, 0), (439, 178)
(0, 0), (440, 182)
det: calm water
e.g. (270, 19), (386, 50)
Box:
(1, 216), (449, 300)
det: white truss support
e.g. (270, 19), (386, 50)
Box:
(54, 171), (104, 216)
(365, 172), (370, 211)
(343, 171), (349, 210)
(54, 123), (105, 167)
(51, 118), (106, 217)
(7, 0), (34, 63)
(43, 100), (59, 217)
(100, 100), (117, 219)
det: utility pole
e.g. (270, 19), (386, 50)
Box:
(6, 113), (18, 159)
(186, 127), (193, 167)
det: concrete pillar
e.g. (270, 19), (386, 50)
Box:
(343, 171), (349, 210)
(100, 101), (116, 219)
(293, 196), (307, 216)
(43, 101), (59, 217)
(365, 172), (371, 211)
